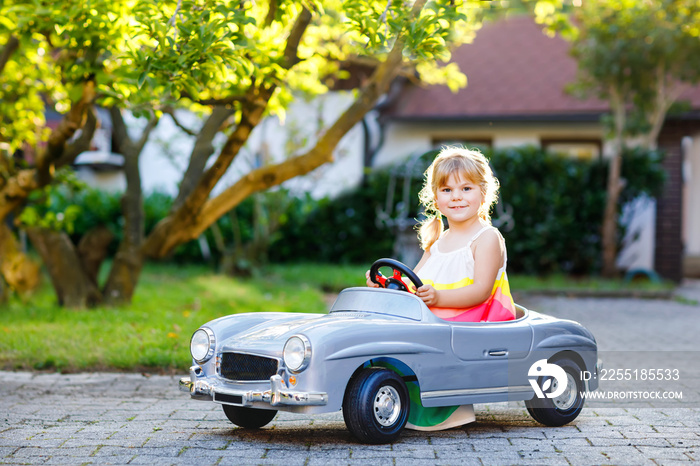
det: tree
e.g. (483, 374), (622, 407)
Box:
(536, 0), (700, 277)
(1, 0), (487, 307)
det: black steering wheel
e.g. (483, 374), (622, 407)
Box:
(369, 258), (423, 293)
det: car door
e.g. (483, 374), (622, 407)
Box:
(456, 319), (533, 386)
(420, 319), (534, 407)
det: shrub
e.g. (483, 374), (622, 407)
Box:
(490, 146), (665, 274)
(29, 187), (202, 261)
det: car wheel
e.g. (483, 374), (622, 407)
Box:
(343, 367), (409, 444)
(222, 405), (277, 429)
(525, 357), (585, 427)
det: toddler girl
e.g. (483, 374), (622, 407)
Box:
(413, 146), (516, 322)
(366, 146), (516, 431)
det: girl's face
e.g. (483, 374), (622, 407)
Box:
(435, 173), (484, 226)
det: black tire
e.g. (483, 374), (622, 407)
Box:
(343, 367), (409, 444)
(525, 357), (585, 427)
(222, 405), (277, 429)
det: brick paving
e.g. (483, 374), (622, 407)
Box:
(1, 281), (698, 465)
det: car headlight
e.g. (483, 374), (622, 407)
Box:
(190, 328), (215, 363)
(283, 335), (311, 373)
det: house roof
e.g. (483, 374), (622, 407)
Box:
(383, 15), (700, 122)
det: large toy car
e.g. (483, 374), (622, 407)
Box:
(179, 259), (600, 444)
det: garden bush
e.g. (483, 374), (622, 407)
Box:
(34, 187), (204, 262)
(491, 146), (665, 274)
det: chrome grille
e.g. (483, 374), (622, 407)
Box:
(220, 352), (278, 381)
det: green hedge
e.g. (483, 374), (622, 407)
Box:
(492, 146), (665, 274)
(41, 188), (205, 262)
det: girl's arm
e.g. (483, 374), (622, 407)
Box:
(413, 249), (431, 274)
(416, 229), (504, 308)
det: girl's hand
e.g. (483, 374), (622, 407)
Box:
(365, 270), (381, 288)
(415, 284), (438, 307)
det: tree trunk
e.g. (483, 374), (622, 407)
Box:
(26, 228), (101, 308)
(0, 223), (41, 297)
(601, 87), (627, 277)
(77, 225), (114, 286)
(101, 108), (156, 306)
(601, 150), (623, 277)
(102, 243), (144, 306)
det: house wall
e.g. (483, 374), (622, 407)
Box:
(374, 120), (605, 167)
(73, 167), (126, 193)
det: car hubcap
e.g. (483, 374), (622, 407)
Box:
(552, 372), (577, 410)
(373, 385), (401, 426)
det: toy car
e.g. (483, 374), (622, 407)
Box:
(179, 259), (600, 444)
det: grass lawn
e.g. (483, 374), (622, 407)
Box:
(0, 262), (675, 373)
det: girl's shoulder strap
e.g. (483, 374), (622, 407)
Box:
(470, 225), (508, 266)
(468, 225), (497, 246)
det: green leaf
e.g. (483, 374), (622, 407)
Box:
(137, 71), (148, 88)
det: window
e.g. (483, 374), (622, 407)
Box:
(542, 139), (601, 160)
(432, 138), (492, 152)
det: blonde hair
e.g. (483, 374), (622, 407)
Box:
(417, 146), (500, 251)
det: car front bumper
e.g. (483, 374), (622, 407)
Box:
(179, 367), (328, 408)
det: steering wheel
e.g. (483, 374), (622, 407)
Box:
(369, 258), (424, 293)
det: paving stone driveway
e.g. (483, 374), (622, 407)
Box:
(1, 282), (699, 465)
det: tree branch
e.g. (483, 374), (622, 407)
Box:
(134, 114), (160, 154)
(38, 81), (97, 182)
(265, 0), (278, 27)
(57, 108), (98, 167)
(164, 108), (197, 136)
(0, 81), (96, 222)
(642, 62), (685, 149)
(0, 35), (19, 75)
(283, 6), (312, 68)
(180, 92), (247, 106)
(173, 105), (235, 210)
(109, 106), (131, 153)
(167, 0), (183, 35)
(187, 5), (312, 206)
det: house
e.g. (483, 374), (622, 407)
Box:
(372, 16), (700, 281)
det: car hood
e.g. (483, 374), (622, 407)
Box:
(219, 311), (410, 355)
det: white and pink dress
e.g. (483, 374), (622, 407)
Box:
(405, 225), (516, 431)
